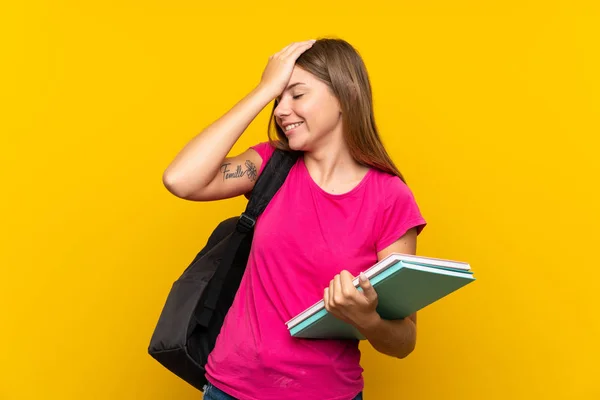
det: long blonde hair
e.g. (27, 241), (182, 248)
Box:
(267, 38), (406, 183)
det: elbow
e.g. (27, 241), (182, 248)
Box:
(397, 342), (416, 359)
(397, 316), (417, 359)
(162, 170), (193, 199)
(397, 336), (417, 359)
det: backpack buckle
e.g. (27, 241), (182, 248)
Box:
(237, 213), (256, 233)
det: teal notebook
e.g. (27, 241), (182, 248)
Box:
(286, 253), (475, 340)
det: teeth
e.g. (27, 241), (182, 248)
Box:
(285, 122), (303, 131)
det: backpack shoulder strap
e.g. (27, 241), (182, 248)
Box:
(196, 147), (299, 328)
(236, 148), (299, 232)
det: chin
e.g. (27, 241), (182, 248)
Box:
(286, 136), (308, 152)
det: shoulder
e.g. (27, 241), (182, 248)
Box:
(369, 169), (427, 246)
(249, 141), (277, 174)
(244, 141), (291, 200)
(368, 169), (418, 206)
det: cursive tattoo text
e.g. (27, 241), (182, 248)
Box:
(220, 160), (258, 182)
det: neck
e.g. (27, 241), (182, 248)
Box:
(302, 134), (368, 188)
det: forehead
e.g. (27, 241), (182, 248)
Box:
(290, 66), (314, 82)
(275, 67), (319, 102)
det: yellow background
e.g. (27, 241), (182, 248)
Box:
(1, 1), (599, 399)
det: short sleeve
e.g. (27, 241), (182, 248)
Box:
(250, 141), (277, 176)
(374, 177), (427, 253)
(244, 141), (277, 199)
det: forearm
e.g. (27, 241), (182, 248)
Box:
(163, 84), (275, 194)
(358, 314), (416, 359)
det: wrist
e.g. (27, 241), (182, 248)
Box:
(357, 311), (383, 334)
(253, 83), (278, 102)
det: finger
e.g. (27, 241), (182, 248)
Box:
(281, 40), (315, 59)
(339, 270), (356, 298)
(277, 41), (302, 58)
(329, 279), (335, 308)
(358, 272), (378, 302)
(333, 274), (345, 304)
(272, 42), (296, 58)
(323, 287), (330, 311)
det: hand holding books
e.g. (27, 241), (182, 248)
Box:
(287, 253), (475, 340)
(323, 270), (381, 331)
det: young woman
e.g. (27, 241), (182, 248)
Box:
(162, 38), (427, 400)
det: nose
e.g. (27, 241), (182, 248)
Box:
(274, 99), (291, 124)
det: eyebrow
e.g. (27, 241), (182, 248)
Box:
(276, 82), (306, 102)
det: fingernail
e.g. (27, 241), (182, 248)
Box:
(359, 272), (367, 282)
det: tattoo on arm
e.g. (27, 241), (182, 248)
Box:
(220, 160), (258, 182)
(245, 160), (258, 181)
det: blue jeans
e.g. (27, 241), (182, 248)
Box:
(202, 382), (363, 400)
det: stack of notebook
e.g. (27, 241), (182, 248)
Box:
(286, 253), (475, 340)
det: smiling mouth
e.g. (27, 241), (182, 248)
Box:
(284, 122), (304, 132)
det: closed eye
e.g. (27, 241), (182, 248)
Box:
(293, 94), (304, 99)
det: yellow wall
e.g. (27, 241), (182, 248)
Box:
(2, 1), (599, 399)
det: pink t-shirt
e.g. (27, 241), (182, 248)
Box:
(205, 142), (427, 400)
